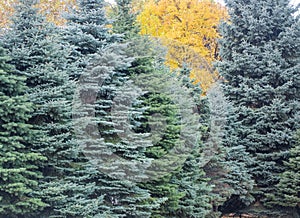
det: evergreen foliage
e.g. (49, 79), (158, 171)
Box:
(217, 0), (300, 216)
(1, 0), (99, 217)
(132, 71), (185, 217)
(131, 64), (213, 217)
(266, 131), (300, 213)
(219, 101), (255, 213)
(64, 0), (118, 79)
(0, 47), (46, 216)
(69, 0), (158, 216)
(204, 83), (234, 216)
(111, 0), (140, 38)
(106, 3), (182, 216)
(75, 1), (214, 216)
(66, 0), (114, 54)
(110, 2), (213, 216)
(171, 67), (212, 218)
(74, 44), (159, 217)
(1, 0), (298, 216)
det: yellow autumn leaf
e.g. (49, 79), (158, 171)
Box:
(137, 0), (228, 93)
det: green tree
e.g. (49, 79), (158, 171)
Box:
(171, 66), (212, 218)
(1, 0), (100, 217)
(73, 44), (159, 217)
(203, 83), (255, 217)
(72, 0), (213, 216)
(217, 0), (300, 216)
(110, 0), (140, 38)
(266, 130), (300, 216)
(132, 73), (185, 217)
(116, 2), (213, 215)
(0, 47), (47, 216)
(64, 0), (117, 79)
(67, 0), (160, 216)
(218, 101), (255, 214)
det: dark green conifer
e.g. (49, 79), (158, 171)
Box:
(111, 0), (140, 38)
(0, 47), (47, 217)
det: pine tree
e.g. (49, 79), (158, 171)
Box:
(65, 0), (115, 54)
(217, 0), (300, 216)
(218, 101), (255, 214)
(174, 154), (212, 218)
(67, 0), (161, 216)
(132, 70), (186, 217)
(64, 0), (118, 79)
(110, 0), (139, 39)
(79, 42), (191, 218)
(73, 44), (160, 217)
(110, 0), (157, 77)
(126, 63), (214, 218)
(266, 130), (300, 216)
(114, 2), (214, 215)
(0, 47), (47, 216)
(1, 0), (100, 217)
(72, 0), (214, 216)
(171, 66), (212, 218)
(203, 83), (251, 217)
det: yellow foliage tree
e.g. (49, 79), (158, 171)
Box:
(0, 0), (76, 28)
(37, 0), (76, 25)
(0, 0), (15, 28)
(137, 0), (227, 92)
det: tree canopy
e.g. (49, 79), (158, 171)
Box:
(137, 0), (228, 92)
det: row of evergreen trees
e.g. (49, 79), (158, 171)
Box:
(0, 0), (299, 217)
(0, 0), (212, 217)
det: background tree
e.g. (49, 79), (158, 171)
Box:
(0, 47), (47, 216)
(131, 71), (186, 217)
(82, 1), (213, 216)
(113, 2), (213, 216)
(0, 0), (76, 28)
(137, 0), (228, 92)
(0, 0), (15, 28)
(109, 0), (140, 38)
(202, 82), (255, 217)
(203, 83), (236, 216)
(37, 0), (76, 25)
(217, 0), (300, 216)
(218, 102), (255, 215)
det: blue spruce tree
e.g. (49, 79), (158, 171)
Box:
(266, 130), (300, 216)
(1, 0), (100, 216)
(68, 0), (161, 216)
(217, 0), (300, 216)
